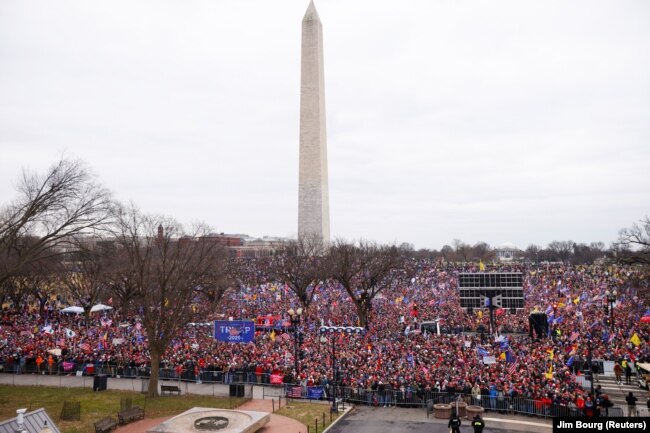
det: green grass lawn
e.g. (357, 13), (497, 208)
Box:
(0, 385), (247, 433)
(276, 400), (342, 433)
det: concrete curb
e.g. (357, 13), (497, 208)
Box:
(321, 405), (354, 433)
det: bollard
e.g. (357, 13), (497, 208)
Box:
(272, 399), (275, 412)
(322, 412), (325, 428)
(314, 417), (319, 433)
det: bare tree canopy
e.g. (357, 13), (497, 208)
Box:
(107, 204), (229, 397)
(0, 159), (112, 285)
(615, 217), (650, 266)
(270, 234), (327, 310)
(58, 239), (114, 317)
(327, 239), (404, 329)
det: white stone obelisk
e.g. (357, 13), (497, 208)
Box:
(298, 0), (330, 244)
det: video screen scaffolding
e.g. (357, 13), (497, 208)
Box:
(458, 273), (525, 310)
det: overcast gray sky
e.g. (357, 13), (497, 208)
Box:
(1, 0), (649, 250)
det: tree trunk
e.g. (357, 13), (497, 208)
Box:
(148, 346), (161, 397)
(355, 302), (370, 329)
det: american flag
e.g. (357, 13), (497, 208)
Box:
(286, 386), (303, 398)
(569, 331), (579, 342)
(508, 363), (517, 375)
(56, 339), (66, 347)
(80, 342), (91, 353)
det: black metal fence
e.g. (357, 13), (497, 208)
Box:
(0, 360), (274, 385)
(281, 385), (628, 419)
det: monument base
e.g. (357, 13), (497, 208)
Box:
(147, 407), (269, 433)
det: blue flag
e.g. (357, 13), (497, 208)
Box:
(307, 387), (325, 400)
(476, 346), (489, 357)
(566, 356), (575, 367)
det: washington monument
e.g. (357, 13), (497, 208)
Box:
(298, 0), (330, 244)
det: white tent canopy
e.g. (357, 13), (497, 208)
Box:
(60, 306), (84, 314)
(90, 304), (113, 313)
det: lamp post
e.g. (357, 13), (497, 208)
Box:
(320, 326), (365, 413)
(605, 290), (617, 329)
(288, 307), (303, 377)
(586, 338), (594, 396)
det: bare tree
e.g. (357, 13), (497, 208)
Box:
(440, 245), (454, 262)
(615, 217), (650, 266)
(270, 234), (327, 310)
(613, 217), (650, 302)
(547, 240), (575, 263)
(470, 242), (494, 262)
(327, 239), (403, 329)
(108, 204), (228, 397)
(524, 244), (541, 263)
(58, 239), (113, 318)
(0, 253), (59, 313)
(452, 239), (471, 262)
(0, 159), (112, 286)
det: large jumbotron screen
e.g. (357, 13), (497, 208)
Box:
(458, 272), (525, 309)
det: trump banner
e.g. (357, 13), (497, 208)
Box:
(214, 320), (255, 343)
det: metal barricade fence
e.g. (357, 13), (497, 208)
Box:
(327, 387), (592, 419)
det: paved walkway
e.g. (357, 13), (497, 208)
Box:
(237, 400), (307, 433)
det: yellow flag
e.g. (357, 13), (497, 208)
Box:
(499, 352), (506, 360)
(479, 260), (485, 271)
(547, 349), (554, 360)
(545, 364), (553, 379)
(573, 297), (580, 305)
(630, 332), (642, 347)
(477, 310), (483, 319)
(270, 330), (276, 342)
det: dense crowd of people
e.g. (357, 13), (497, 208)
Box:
(0, 261), (648, 411)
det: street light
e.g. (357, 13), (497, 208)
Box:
(605, 290), (617, 329)
(320, 326), (365, 413)
(586, 338), (595, 396)
(288, 307), (304, 377)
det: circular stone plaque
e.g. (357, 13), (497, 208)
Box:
(193, 416), (229, 431)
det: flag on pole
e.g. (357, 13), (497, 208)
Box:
(508, 363), (517, 375)
(630, 332), (642, 347)
(270, 330), (276, 342)
(65, 328), (76, 338)
(476, 346), (489, 357)
(479, 260), (485, 271)
(547, 349), (554, 360)
(545, 364), (553, 379)
(569, 331), (579, 342)
(566, 356), (575, 367)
